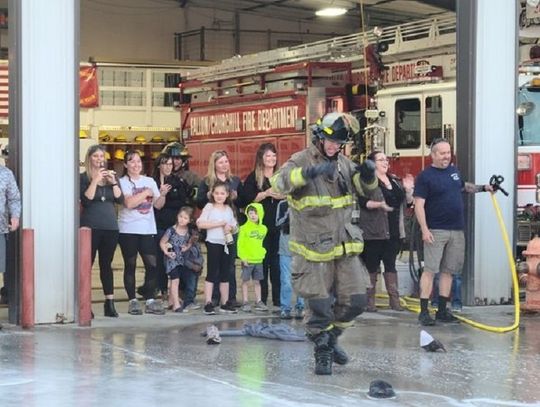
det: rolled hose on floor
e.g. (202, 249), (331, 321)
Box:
(374, 193), (520, 333)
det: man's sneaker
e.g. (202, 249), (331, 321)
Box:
(203, 302), (215, 315)
(128, 299), (143, 315)
(184, 303), (201, 312)
(435, 309), (459, 323)
(280, 310), (292, 320)
(254, 301), (269, 312)
(241, 303), (252, 313)
(451, 304), (463, 313)
(294, 308), (305, 320)
(219, 302), (238, 314)
(228, 298), (242, 309)
(418, 310), (436, 326)
(145, 300), (165, 315)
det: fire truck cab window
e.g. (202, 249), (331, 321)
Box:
(425, 95), (443, 146)
(519, 88), (540, 146)
(395, 98), (420, 149)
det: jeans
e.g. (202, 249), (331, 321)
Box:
(179, 267), (198, 306)
(431, 274), (462, 309)
(279, 253), (304, 312)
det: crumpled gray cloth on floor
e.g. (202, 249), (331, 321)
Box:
(216, 322), (306, 341)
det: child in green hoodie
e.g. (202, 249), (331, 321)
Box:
(238, 203), (269, 312)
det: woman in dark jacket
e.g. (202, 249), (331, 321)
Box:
(358, 150), (414, 311)
(240, 143), (284, 307)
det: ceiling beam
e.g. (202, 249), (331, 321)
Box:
(416, 0), (456, 12)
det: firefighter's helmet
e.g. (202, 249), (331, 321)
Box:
(114, 148), (125, 161)
(79, 130), (89, 139)
(312, 112), (360, 144)
(162, 141), (184, 158)
(134, 135), (146, 143)
(151, 135), (164, 143)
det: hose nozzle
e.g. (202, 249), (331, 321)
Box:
(489, 175), (509, 196)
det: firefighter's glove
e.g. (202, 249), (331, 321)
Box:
(302, 161), (335, 180)
(357, 159), (376, 183)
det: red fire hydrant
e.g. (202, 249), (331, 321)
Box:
(518, 237), (540, 313)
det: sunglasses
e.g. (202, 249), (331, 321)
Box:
(429, 138), (449, 150)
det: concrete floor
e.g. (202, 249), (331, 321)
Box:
(1, 303), (540, 407)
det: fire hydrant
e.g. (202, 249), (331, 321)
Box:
(518, 237), (540, 313)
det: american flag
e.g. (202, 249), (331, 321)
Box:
(0, 62), (7, 118)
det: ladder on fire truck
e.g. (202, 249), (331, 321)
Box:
(185, 13), (456, 83)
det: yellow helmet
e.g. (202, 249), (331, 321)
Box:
(79, 130), (88, 139)
(180, 146), (192, 159)
(114, 148), (125, 161)
(151, 151), (161, 159)
(114, 134), (127, 142)
(134, 135), (146, 143)
(99, 133), (110, 142)
(167, 135), (179, 142)
(105, 151), (111, 160)
(135, 149), (145, 158)
(151, 135), (164, 143)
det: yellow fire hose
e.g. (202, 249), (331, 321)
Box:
(375, 193), (520, 333)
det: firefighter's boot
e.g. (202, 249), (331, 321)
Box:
(329, 327), (349, 365)
(383, 272), (404, 311)
(310, 331), (333, 375)
(366, 273), (378, 312)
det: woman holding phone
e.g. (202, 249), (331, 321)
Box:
(80, 145), (124, 317)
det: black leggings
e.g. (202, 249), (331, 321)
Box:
(361, 238), (401, 274)
(261, 229), (281, 306)
(118, 233), (157, 300)
(91, 229), (119, 296)
(206, 242), (231, 284)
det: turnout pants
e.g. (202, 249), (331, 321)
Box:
(291, 254), (369, 335)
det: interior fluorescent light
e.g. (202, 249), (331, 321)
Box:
(315, 7), (347, 17)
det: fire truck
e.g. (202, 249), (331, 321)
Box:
(179, 61), (354, 178)
(179, 13), (456, 179)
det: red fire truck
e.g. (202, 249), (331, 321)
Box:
(179, 14), (457, 179)
(180, 61), (363, 178)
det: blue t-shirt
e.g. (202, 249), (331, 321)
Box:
(413, 165), (465, 230)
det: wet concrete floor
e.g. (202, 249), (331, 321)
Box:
(1, 305), (539, 407)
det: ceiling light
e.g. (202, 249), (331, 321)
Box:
(315, 7), (347, 17)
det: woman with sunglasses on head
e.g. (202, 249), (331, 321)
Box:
(196, 150), (243, 308)
(118, 150), (169, 315)
(358, 151), (414, 312)
(80, 145), (124, 317)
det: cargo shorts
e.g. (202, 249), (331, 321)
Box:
(423, 229), (465, 275)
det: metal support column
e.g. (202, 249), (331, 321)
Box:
(11, 0), (79, 323)
(457, 0), (517, 305)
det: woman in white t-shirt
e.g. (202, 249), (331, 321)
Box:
(118, 150), (169, 315)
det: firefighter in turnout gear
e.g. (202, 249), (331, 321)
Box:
(270, 112), (378, 375)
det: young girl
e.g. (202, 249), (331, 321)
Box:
(160, 206), (195, 313)
(196, 180), (238, 315)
